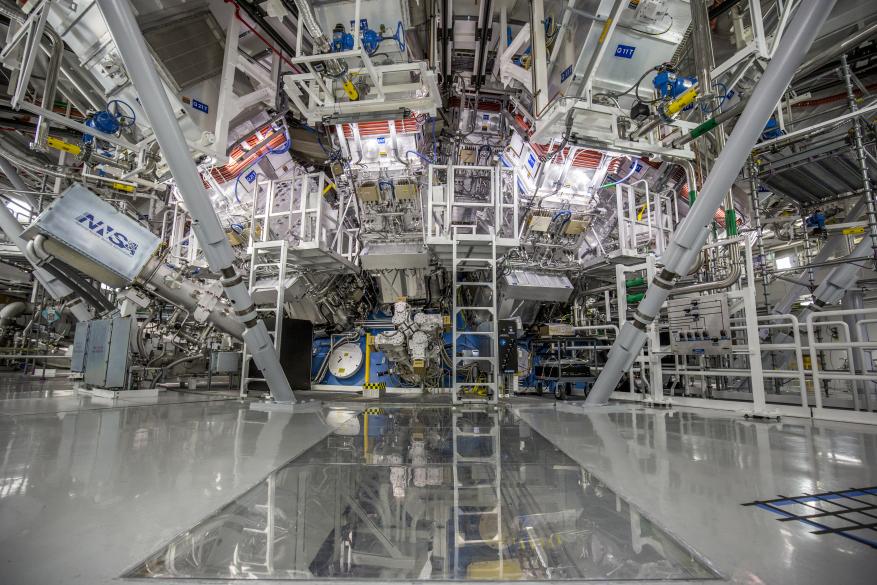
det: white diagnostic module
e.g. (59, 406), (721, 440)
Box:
(328, 342), (364, 379)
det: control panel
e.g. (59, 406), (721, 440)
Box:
(667, 293), (732, 355)
(498, 319), (519, 373)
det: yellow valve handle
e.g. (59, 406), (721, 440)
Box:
(342, 79), (359, 101)
(665, 86), (699, 117)
(109, 182), (135, 193)
(637, 203), (647, 221)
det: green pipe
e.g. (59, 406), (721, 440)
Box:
(625, 277), (646, 288)
(689, 117), (719, 140)
(725, 207), (738, 236)
(672, 99), (747, 148)
(626, 292), (645, 303)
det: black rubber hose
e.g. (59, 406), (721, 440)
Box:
(43, 261), (113, 313)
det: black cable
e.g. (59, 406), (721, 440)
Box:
(612, 65), (662, 100)
(619, 14), (674, 37)
(42, 261), (112, 313)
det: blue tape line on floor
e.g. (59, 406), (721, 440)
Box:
(768, 488), (877, 507)
(755, 503), (877, 548)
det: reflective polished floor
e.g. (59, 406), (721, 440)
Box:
(127, 406), (716, 581)
(0, 374), (875, 584)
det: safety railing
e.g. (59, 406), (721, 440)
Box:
(806, 308), (877, 414)
(251, 172), (358, 265)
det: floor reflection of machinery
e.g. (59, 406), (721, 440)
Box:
(127, 406), (716, 581)
(452, 408), (503, 578)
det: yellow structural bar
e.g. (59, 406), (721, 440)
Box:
(364, 333), (371, 385)
(363, 413), (369, 461)
(46, 136), (81, 155)
(598, 18), (613, 43)
(665, 86), (699, 117)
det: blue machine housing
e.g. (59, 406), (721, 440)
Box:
(331, 28), (355, 52)
(653, 70), (697, 101)
(331, 19), (403, 56)
(806, 211), (826, 231)
(83, 110), (121, 143)
(762, 117), (784, 140)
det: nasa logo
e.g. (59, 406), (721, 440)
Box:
(74, 212), (139, 257)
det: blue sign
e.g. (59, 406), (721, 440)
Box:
(527, 153), (537, 169)
(614, 44), (636, 59)
(634, 162), (643, 172)
(245, 170), (257, 183)
(560, 65), (573, 82)
(377, 136), (386, 145)
(191, 99), (209, 113)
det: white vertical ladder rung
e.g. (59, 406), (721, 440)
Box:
(240, 239), (289, 398)
(451, 225), (498, 405)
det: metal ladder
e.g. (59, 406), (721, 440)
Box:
(452, 226), (499, 404)
(452, 408), (503, 577)
(240, 240), (289, 397)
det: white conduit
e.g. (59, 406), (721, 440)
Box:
(96, 0), (296, 402)
(586, 0), (838, 405)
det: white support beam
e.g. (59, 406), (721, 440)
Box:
(530, 0), (550, 115)
(575, 0), (625, 100)
(548, 0), (578, 73)
(213, 12), (240, 164)
(498, 23), (532, 90)
(492, 3), (508, 78)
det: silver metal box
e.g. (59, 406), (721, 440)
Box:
(23, 184), (160, 283)
(667, 293), (733, 356)
(502, 270), (574, 302)
(84, 317), (133, 388)
(71, 321), (89, 373)
(210, 351), (242, 373)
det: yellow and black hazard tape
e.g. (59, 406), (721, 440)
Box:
(362, 382), (386, 390)
(363, 408), (385, 415)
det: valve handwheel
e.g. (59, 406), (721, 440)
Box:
(106, 99), (136, 129)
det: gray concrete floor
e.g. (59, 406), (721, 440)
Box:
(0, 374), (874, 583)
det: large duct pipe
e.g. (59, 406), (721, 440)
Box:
(139, 258), (245, 340)
(0, 164), (92, 320)
(772, 196), (867, 316)
(29, 232), (246, 338)
(586, 0), (837, 405)
(0, 156), (38, 209)
(96, 0), (296, 402)
(810, 235), (872, 308)
(0, 301), (28, 320)
(794, 19), (877, 82)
